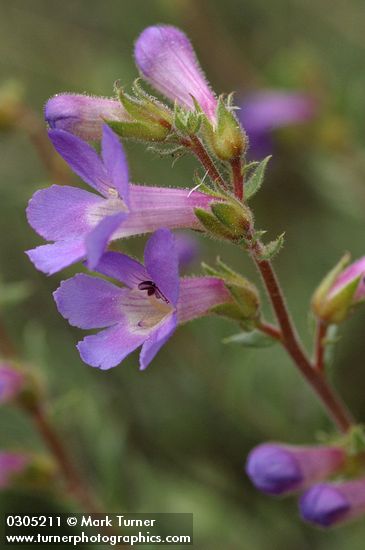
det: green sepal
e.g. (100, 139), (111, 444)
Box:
(223, 329), (277, 348)
(204, 97), (246, 161)
(245, 156), (272, 200)
(211, 302), (248, 321)
(173, 103), (202, 135)
(117, 85), (172, 124)
(318, 274), (362, 324)
(107, 120), (170, 142)
(257, 232), (285, 261)
(347, 425), (365, 456)
(210, 201), (252, 237)
(312, 253), (350, 317)
(194, 207), (237, 240)
(202, 257), (260, 320)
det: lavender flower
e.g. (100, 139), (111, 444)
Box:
(0, 452), (29, 489)
(26, 125), (212, 274)
(246, 443), (345, 495)
(300, 478), (365, 527)
(0, 364), (24, 404)
(238, 90), (316, 158)
(45, 94), (130, 141)
(54, 229), (232, 370)
(135, 25), (217, 122)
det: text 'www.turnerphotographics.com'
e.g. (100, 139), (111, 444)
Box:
(3, 513), (193, 546)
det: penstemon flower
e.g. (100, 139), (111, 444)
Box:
(26, 125), (213, 274)
(246, 443), (345, 495)
(300, 478), (365, 527)
(134, 25), (217, 123)
(0, 364), (24, 404)
(45, 93), (130, 141)
(0, 452), (29, 489)
(54, 229), (232, 370)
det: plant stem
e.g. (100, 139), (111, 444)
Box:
(189, 135), (228, 190)
(230, 157), (244, 200)
(256, 320), (283, 342)
(314, 320), (328, 372)
(250, 240), (353, 433)
(29, 404), (100, 512)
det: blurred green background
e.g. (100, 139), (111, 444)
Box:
(1, 0), (365, 548)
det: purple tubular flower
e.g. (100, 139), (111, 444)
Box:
(238, 91), (316, 158)
(45, 94), (130, 140)
(135, 25), (217, 122)
(26, 125), (212, 274)
(54, 229), (232, 371)
(328, 256), (365, 303)
(300, 478), (365, 527)
(246, 443), (345, 496)
(0, 452), (29, 489)
(0, 364), (24, 404)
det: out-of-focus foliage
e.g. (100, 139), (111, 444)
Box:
(1, 0), (365, 547)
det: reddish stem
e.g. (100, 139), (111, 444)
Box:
(251, 246), (353, 433)
(189, 135), (228, 190)
(257, 320), (283, 342)
(314, 320), (328, 373)
(230, 157), (244, 200)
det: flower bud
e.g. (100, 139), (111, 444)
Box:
(45, 94), (130, 140)
(312, 254), (365, 324)
(246, 443), (345, 495)
(0, 364), (24, 404)
(134, 25), (217, 123)
(210, 201), (252, 238)
(300, 478), (365, 527)
(204, 98), (247, 161)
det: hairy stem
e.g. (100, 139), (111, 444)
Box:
(250, 241), (353, 433)
(256, 320), (283, 342)
(230, 157), (244, 200)
(189, 135), (228, 190)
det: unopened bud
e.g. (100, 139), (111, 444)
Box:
(312, 254), (365, 324)
(204, 98), (247, 161)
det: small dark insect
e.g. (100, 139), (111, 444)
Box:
(138, 280), (169, 303)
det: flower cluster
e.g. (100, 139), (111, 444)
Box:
(24, 23), (365, 527)
(27, 25), (253, 370)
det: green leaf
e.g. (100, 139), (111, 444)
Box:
(257, 232), (285, 261)
(245, 156), (272, 200)
(223, 330), (277, 348)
